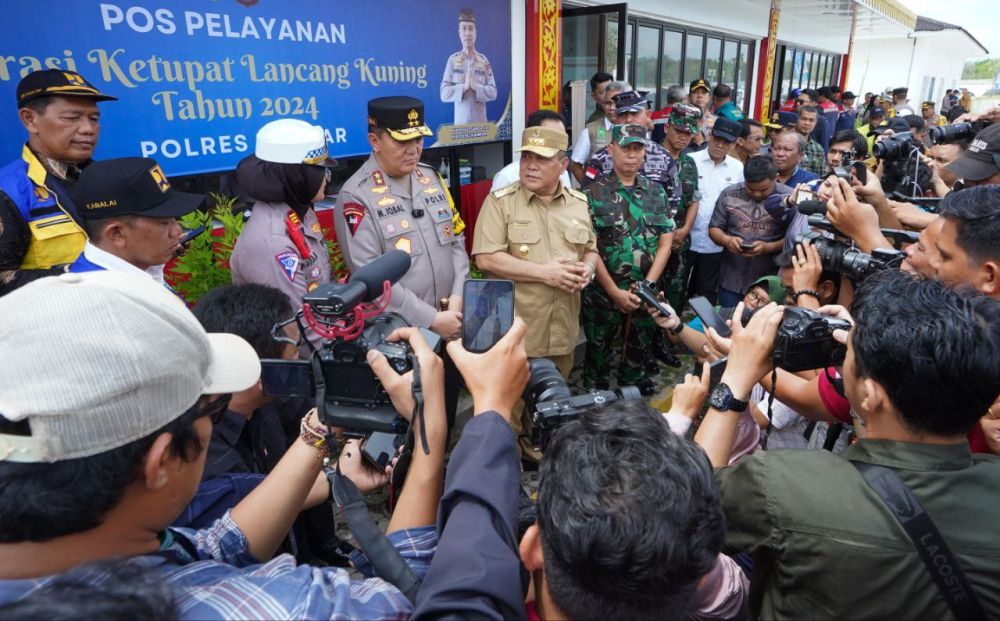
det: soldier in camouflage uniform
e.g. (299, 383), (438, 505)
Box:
(659, 104), (702, 311)
(582, 124), (675, 394)
(581, 91), (681, 218)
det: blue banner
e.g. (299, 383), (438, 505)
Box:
(0, 0), (512, 176)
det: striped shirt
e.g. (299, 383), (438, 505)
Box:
(0, 511), (437, 620)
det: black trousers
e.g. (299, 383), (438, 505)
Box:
(686, 250), (724, 306)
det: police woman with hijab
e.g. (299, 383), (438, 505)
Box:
(230, 119), (334, 309)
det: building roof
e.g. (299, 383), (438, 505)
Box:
(915, 15), (989, 55)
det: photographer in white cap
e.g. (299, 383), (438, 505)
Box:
(0, 271), (450, 619)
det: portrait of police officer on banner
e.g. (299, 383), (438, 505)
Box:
(440, 7), (497, 125)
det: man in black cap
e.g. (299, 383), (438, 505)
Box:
(892, 87), (915, 117)
(66, 157), (204, 284)
(335, 96), (470, 423)
(688, 78), (714, 148)
(944, 123), (1000, 187)
(0, 69), (116, 296)
(440, 7), (497, 125)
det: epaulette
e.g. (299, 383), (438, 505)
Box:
(566, 187), (588, 202)
(491, 183), (518, 199)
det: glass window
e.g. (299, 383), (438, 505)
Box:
(685, 34), (704, 83)
(793, 49), (804, 87)
(660, 30), (683, 105)
(781, 47), (794, 100)
(561, 12), (602, 83)
(705, 37), (722, 85)
(737, 41), (751, 107)
(604, 16), (620, 80)
(625, 22), (633, 85)
(723, 40), (738, 86)
(635, 25), (660, 107)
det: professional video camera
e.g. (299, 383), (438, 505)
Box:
(929, 120), (990, 145)
(265, 250), (437, 434)
(522, 358), (642, 450)
(794, 215), (906, 281)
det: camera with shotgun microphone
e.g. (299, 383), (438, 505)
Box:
(261, 250), (442, 434)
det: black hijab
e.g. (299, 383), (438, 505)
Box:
(236, 155), (325, 218)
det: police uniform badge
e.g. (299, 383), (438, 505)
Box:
(394, 237), (412, 254)
(377, 196), (396, 207)
(343, 202), (365, 236)
(275, 251), (299, 281)
(415, 167), (432, 185)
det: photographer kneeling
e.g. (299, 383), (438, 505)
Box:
(0, 272), (449, 619)
(687, 270), (1000, 619)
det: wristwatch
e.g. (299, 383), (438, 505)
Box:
(708, 383), (749, 413)
(668, 320), (685, 335)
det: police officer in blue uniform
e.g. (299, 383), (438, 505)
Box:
(0, 69), (117, 296)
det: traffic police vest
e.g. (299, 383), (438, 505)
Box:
(0, 145), (86, 269)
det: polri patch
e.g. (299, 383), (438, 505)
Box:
(343, 202), (365, 236)
(275, 251), (299, 281)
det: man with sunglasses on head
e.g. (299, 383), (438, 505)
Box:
(0, 270), (450, 619)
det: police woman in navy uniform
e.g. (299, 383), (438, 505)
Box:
(230, 119), (334, 319)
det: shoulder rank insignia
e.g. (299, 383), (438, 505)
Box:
(371, 170), (389, 194)
(567, 187), (588, 202)
(491, 183), (518, 199)
(415, 166), (432, 185)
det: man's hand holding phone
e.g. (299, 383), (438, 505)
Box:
(448, 317), (530, 425)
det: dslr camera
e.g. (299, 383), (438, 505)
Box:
(795, 230), (905, 281)
(772, 307), (852, 372)
(522, 358), (642, 450)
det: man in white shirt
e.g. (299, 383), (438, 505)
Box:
(490, 110), (572, 191)
(569, 81), (628, 183)
(67, 157), (205, 283)
(686, 118), (744, 304)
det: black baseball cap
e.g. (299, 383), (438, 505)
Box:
(711, 117), (742, 142)
(367, 96), (432, 142)
(870, 117), (909, 137)
(74, 158), (205, 220)
(17, 69), (117, 108)
(842, 91), (857, 100)
(945, 123), (1000, 181)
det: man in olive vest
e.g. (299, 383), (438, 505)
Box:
(0, 69), (117, 296)
(570, 80), (628, 183)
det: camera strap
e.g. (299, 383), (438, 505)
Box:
(849, 460), (986, 621)
(326, 468), (421, 604)
(410, 353), (430, 455)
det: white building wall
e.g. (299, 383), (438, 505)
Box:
(849, 31), (981, 108)
(581, 0), (768, 39)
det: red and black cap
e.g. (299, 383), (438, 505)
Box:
(74, 158), (205, 220)
(17, 69), (117, 108)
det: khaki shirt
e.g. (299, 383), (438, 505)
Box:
(230, 202), (331, 308)
(335, 155), (469, 329)
(473, 182), (596, 357)
(440, 50), (497, 124)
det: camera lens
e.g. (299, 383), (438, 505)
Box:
(523, 358), (572, 406)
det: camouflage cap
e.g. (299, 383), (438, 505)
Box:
(668, 104), (702, 133)
(611, 123), (648, 147)
(516, 125), (569, 158)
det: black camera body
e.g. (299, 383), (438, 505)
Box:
(316, 313), (414, 434)
(929, 120), (989, 145)
(796, 221), (905, 281)
(522, 358), (642, 450)
(773, 307), (851, 372)
(873, 130), (922, 162)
